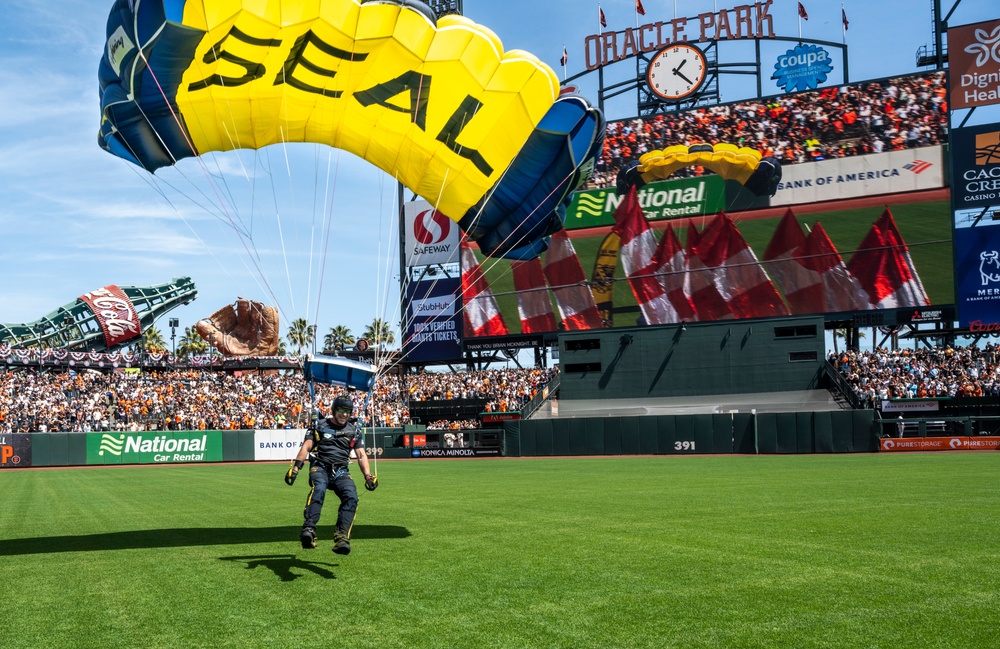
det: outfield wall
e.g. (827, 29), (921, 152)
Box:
(502, 410), (879, 456)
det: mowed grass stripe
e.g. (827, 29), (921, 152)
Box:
(0, 454), (996, 648)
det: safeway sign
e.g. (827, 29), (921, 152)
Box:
(404, 200), (460, 267)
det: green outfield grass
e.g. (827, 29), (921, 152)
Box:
(1, 454), (997, 648)
(478, 200), (953, 332)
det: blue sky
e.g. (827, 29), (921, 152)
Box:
(0, 0), (995, 347)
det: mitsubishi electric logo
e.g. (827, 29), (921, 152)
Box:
(964, 25), (1000, 66)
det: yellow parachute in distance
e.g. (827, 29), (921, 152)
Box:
(615, 143), (782, 197)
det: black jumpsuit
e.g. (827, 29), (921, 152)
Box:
(301, 419), (365, 540)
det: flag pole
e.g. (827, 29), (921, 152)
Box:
(841, 2), (846, 44)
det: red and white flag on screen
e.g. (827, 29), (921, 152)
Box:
(653, 224), (698, 321)
(612, 187), (679, 325)
(636, 0), (646, 16)
(762, 209), (810, 311)
(797, 2), (809, 20)
(792, 222), (872, 313)
(693, 213), (789, 319)
(460, 243), (509, 337)
(876, 208), (931, 307)
(846, 210), (930, 309)
(543, 229), (604, 330)
(685, 218), (732, 321)
(512, 258), (558, 334)
(599, 5), (607, 28)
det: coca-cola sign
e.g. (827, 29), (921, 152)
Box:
(78, 285), (142, 348)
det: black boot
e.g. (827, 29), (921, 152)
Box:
(332, 533), (351, 555)
(300, 527), (316, 549)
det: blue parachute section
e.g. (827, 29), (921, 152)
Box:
(459, 94), (606, 260)
(303, 355), (377, 391)
(98, 0), (200, 169)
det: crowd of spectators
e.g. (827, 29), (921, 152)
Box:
(426, 419), (480, 431)
(833, 343), (1000, 404)
(0, 366), (554, 433)
(588, 72), (947, 189)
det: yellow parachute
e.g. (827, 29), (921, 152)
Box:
(615, 143), (782, 197)
(99, 0), (604, 259)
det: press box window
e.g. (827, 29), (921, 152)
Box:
(774, 325), (818, 339)
(788, 351), (818, 362)
(564, 338), (601, 351)
(564, 362), (602, 373)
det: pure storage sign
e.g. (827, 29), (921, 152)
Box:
(949, 19), (1000, 110)
(87, 432), (222, 465)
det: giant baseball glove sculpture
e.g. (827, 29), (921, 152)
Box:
(195, 298), (279, 356)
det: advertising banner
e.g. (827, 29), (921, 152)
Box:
(951, 123), (1000, 327)
(0, 433), (32, 469)
(86, 431), (222, 465)
(947, 19), (1000, 110)
(77, 285), (143, 348)
(404, 277), (463, 363)
(403, 200), (461, 267)
(410, 447), (502, 458)
(880, 436), (1000, 452)
(772, 44), (834, 93)
(771, 146), (946, 206)
(253, 429), (306, 461)
(565, 175), (725, 229)
(951, 124), (1000, 216)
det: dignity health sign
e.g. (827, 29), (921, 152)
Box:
(948, 19), (1000, 110)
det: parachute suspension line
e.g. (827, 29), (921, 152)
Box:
(379, 171), (406, 365)
(136, 50), (287, 321)
(311, 148), (336, 327)
(270, 127), (298, 321)
(121, 162), (250, 293)
(312, 148), (344, 332)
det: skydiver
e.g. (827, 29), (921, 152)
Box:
(284, 395), (378, 555)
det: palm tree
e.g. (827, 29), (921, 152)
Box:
(176, 326), (209, 358)
(324, 325), (355, 352)
(363, 318), (396, 348)
(142, 326), (167, 353)
(286, 318), (314, 355)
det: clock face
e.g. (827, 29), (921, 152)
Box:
(647, 44), (707, 100)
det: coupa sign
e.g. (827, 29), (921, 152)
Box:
(403, 199), (460, 267)
(86, 431), (222, 465)
(772, 44), (833, 92)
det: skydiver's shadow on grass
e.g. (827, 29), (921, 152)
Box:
(219, 554), (338, 582)
(0, 525), (410, 555)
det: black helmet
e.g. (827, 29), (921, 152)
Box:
(332, 395), (354, 413)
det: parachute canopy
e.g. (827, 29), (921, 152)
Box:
(303, 354), (376, 391)
(98, 0), (604, 259)
(616, 143), (782, 198)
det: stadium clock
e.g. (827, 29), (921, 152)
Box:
(646, 44), (707, 101)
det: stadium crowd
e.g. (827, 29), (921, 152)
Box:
(833, 344), (1000, 403)
(588, 72), (947, 189)
(0, 366), (553, 433)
